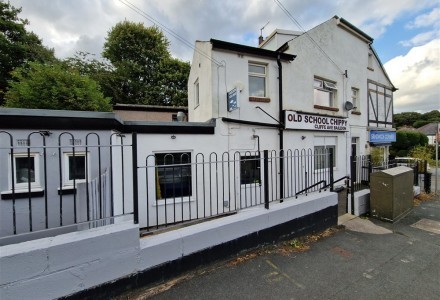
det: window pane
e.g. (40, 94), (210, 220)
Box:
(155, 152), (192, 199)
(314, 146), (335, 170)
(314, 89), (332, 106)
(240, 156), (261, 184)
(249, 65), (265, 74)
(313, 79), (322, 88)
(249, 76), (265, 97)
(69, 156), (86, 180)
(15, 156), (35, 184)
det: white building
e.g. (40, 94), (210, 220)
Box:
(188, 16), (397, 180)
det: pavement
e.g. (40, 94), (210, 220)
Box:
(119, 195), (440, 300)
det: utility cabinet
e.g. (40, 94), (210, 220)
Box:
(370, 166), (414, 222)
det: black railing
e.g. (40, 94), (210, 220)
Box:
(349, 155), (431, 194)
(138, 147), (334, 231)
(0, 131), (133, 241)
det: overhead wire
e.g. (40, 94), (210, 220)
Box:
(273, 0), (345, 75)
(118, 0), (223, 67)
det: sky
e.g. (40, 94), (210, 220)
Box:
(8, 0), (440, 114)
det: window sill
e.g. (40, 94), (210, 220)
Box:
(351, 111), (361, 115)
(249, 97), (270, 103)
(154, 196), (194, 207)
(1, 188), (44, 200)
(58, 186), (76, 195)
(314, 105), (339, 112)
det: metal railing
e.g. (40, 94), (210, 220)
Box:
(137, 147), (334, 231)
(0, 130), (133, 242)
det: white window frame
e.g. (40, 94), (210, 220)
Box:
(248, 62), (267, 98)
(314, 78), (337, 108)
(351, 87), (359, 112)
(9, 153), (41, 190)
(314, 137), (337, 171)
(154, 151), (192, 202)
(194, 79), (200, 108)
(63, 152), (89, 186)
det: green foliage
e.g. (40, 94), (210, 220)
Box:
(4, 62), (112, 111)
(394, 110), (440, 129)
(409, 145), (434, 161)
(413, 120), (431, 128)
(390, 130), (428, 158)
(101, 22), (190, 106)
(0, 2), (56, 105)
(393, 112), (421, 128)
(371, 147), (385, 165)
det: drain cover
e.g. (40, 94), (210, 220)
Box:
(411, 219), (440, 234)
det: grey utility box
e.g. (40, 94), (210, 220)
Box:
(370, 166), (414, 222)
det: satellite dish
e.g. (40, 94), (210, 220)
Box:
(344, 101), (354, 111)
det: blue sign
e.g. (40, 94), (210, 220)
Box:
(370, 130), (396, 143)
(227, 88), (239, 112)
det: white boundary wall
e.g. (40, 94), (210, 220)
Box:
(1, 192), (337, 300)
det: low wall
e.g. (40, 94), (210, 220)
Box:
(0, 192), (337, 300)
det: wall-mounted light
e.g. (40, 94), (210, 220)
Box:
(301, 136), (306, 140)
(171, 135), (176, 140)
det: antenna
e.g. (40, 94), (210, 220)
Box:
(260, 21), (270, 37)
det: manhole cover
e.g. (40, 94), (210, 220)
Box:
(410, 218), (440, 234)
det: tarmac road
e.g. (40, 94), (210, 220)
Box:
(119, 196), (440, 300)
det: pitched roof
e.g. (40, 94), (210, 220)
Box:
(417, 123), (439, 135)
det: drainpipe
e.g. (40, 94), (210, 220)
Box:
(277, 54), (284, 201)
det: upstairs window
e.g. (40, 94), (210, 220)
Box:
(314, 78), (337, 109)
(248, 63), (267, 98)
(351, 87), (360, 113)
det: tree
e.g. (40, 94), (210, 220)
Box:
(4, 62), (112, 111)
(0, 2), (56, 105)
(390, 130), (428, 157)
(102, 21), (190, 106)
(393, 112), (421, 128)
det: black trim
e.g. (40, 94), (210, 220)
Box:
(337, 17), (373, 42)
(211, 39), (296, 61)
(62, 205), (337, 300)
(1, 190), (44, 200)
(0, 108), (216, 134)
(221, 117), (281, 128)
(58, 188), (76, 195)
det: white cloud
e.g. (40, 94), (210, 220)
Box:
(400, 30), (439, 47)
(407, 7), (440, 28)
(384, 39), (440, 113)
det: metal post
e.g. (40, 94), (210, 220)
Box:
(132, 133), (139, 224)
(264, 150), (269, 209)
(329, 148), (334, 192)
(350, 155), (355, 215)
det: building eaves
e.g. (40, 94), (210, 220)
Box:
(113, 104), (188, 113)
(0, 108), (216, 134)
(336, 16), (373, 43)
(210, 39), (296, 61)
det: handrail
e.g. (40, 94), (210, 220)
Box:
(295, 180), (326, 196)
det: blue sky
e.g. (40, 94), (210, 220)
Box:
(8, 0), (440, 113)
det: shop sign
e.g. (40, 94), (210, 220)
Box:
(369, 130), (396, 143)
(285, 111), (348, 132)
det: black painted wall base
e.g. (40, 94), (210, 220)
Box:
(64, 204), (338, 300)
